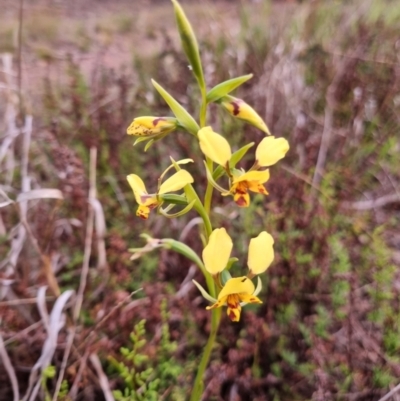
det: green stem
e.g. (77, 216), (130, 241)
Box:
(199, 87), (207, 128)
(190, 307), (221, 401)
(190, 192), (212, 242)
(190, 79), (221, 401)
(203, 157), (214, 214)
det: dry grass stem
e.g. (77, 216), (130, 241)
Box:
(23, 289), (75, 401)
(89, 353), (115, 401)
(73, 146), (97, 321)
(0, 331), (19, 401)
(51, 327), (76, 401)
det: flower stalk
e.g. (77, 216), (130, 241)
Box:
(125, 1), (289, 399)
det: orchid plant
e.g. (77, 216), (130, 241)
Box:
(126, 1), (289, 399)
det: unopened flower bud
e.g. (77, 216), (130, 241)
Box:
(127, 116), (178, 137)
(220, 96), (271, 135)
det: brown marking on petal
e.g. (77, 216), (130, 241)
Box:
(137, 211), (148, 220)
(231, 101), (240, 116)
(152, 117), (166, 127)
(235, 196), (248, 207)
(241, 277), (247, 282)
(206, 299), (224, 310)
(236, 181), (249, 194)
(256, 184), (268, 194)
(227, 294), (240, 310)
(140, 195), (151, 203)
(228, 309), (238, 321)
(249, 297), (256, 302)
(137, 125), (151, 136)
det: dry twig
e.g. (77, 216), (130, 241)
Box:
(90, 353), (115, 401)
(73, 146), (97, 321)
(0, 330), (19, 401)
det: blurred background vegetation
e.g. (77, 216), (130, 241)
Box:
(0, 0), (399, 400)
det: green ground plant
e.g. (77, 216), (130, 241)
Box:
(109, 300), (185, 400)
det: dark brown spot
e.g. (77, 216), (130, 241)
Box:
(241, 277), (247, 282)
(228, 310), (237, 321)
(231, 101), (240, 116)
(152, 117), (166, 127)
(236, 196), (247, 207)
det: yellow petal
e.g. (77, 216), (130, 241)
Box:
(198, 126), (232, 166)
(206, 295), (228, 310)
(202, 228), (233, 274)
(226, 294), (242, 322)
(227, 309), (241, 322)
(218, 277), (255, 300)
(159, 170), (194, 194)
(255, 136), (289, 167)
(221, 96), (270, 134)
(136, 205), (151, 219)
(238, 293), (262, 304)
(248, 231), (274, 275)
(233, 170), (270, 184)
(247, 181), (268, 195)
(127, 116), (177, 137)
(233, 189), (250, 207)
(127, 174), (148, 205)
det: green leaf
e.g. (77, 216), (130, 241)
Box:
(220, 269), (232, 285)
(206, 74), (253, 103)
(253, 276), (262, 296)
(230, 141), (255, 168)
(133, 136), (149, 146)
(192, 279), (217, 303)
(152, 79), (199, 135)
(213, 142), (255, 180)
(203, 161), (229, 194)
(171, 0), (205, 90)
(144, 139), (154, 151)
(159, 194), (189, 205)
(226, 257), (238, 270)
(163, 239), (205, 271)
(159, 199), (196, 218)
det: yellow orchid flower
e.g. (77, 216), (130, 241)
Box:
(199, 127), (289, 207)
(127, 116), (178, 137)
(202, 228), (274, 275)
(255, 136), (290, 167)
(228, 169), (270, 207)
(248, 231), (274, 275)
(198, 126), (231, 166)
(202, 228), (233, 275)
(127, 168), (193, 219)
(206, 277), (262, 322)
(219, 95), (271, 135)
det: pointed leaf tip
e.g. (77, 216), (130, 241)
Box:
(151, 79), (200, 135)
